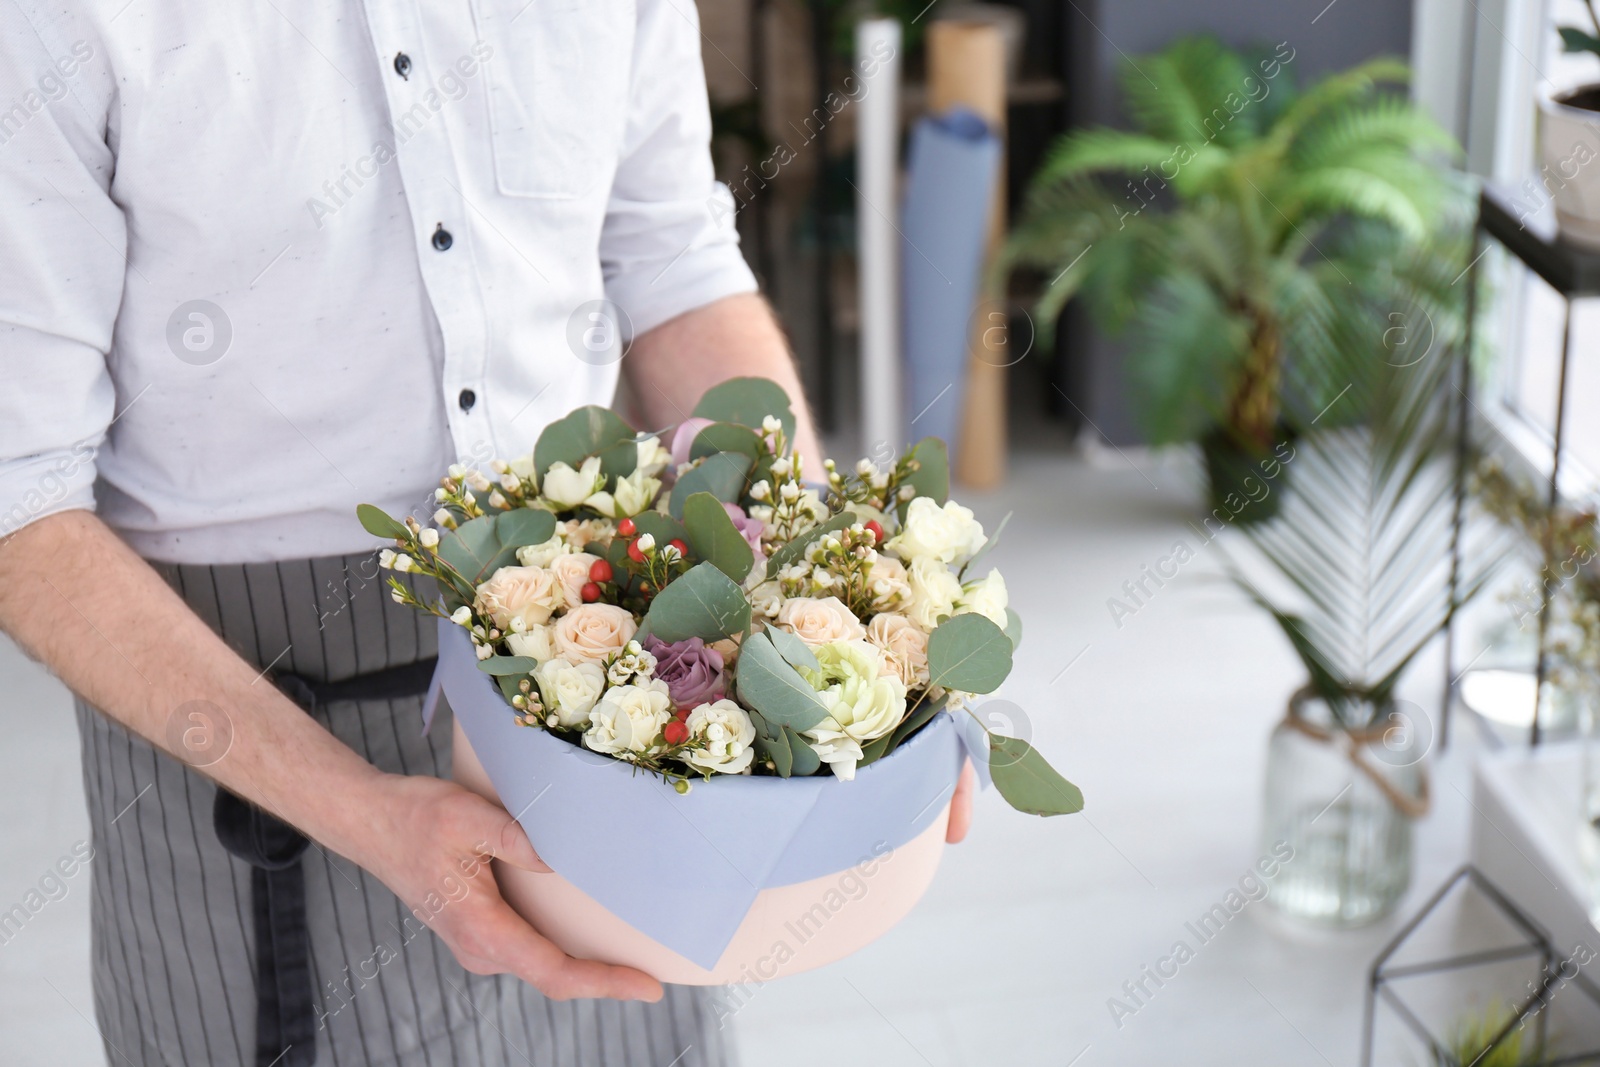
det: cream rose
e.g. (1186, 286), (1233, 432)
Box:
(957, 570), (1010, 629)
(584, 680), (672, 756)
(553, 603), (638, 664)
(866, 554), (912, 612)
(533, 657), (607, 728)
(865, 613), (929, 688)
(800, 640), (907, 781)
(549, 552), (601, 609)
(517, 534), (573, 569)
(541, 456), (606, 509)
(680, 699), (757, 774)
(587, 468), (662, 519)
(635, 435), (670, 478)
(474, 566), (562, 629)
(777, 596), (865, 648)
(505, 623), (556, 663)
(888, 497), (987, 565)
(905, 556), (962, 631)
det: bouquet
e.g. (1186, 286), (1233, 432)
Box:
(357, 378), (1080, 980)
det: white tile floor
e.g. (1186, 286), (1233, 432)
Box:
(0, 451), (1481, 1065)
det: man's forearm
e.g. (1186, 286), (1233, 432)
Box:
(0, 510), (382, 858)
(626, 292), (823, 470)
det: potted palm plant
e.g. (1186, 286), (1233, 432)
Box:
(1004, 36), (1463, 521)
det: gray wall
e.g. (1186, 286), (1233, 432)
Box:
(1062, 0), (1414, 444)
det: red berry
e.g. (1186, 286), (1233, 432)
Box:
(864, 520), (885, 544)
(627, 540), (645, 563)
(668, 538), (688, 556)
(580, 582), (602, 602)
(589, 559), (614, 583)
(639, 581), (653, 594)
(663, 721), (689, 746)
(673, 707), (690, 721)
(616, 517), (637, 537)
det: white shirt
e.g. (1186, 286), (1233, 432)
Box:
(0, 0), (754, 563)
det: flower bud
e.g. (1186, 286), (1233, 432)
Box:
(419, 528), (440, 548)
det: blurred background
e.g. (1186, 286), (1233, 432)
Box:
(14, 0), (1600, 1064)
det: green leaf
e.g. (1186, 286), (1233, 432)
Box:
(669, 452), (754, 519)
(597, 439), (640, 484)
(897, 438), (949, 520)
(783, 725), (821, 775)
(763, 512), (854, 574)
(926, 613), (1014, 694)
(989, 736), (1084, 816)
(692, 377), (795, 439)
(357, 503), (409, 541)
(857, 731), (894, 770)
(494, 508), (557, 552)
(681, 492), (756, 583)
(883, 694), (948, 758)
(1004, 608), (1024, 650)
(1560, 26), (1600, 55)
(639, 561), (751, 643)
(437, 510), (556, 585)
(630, 511), (689, 549)
(755, 727), (794, 777)
(478, 655), (538, 676)
(533, 406), (636, 479)
(691, 422), (764, 463)
(496, 673), (525, 703)
(958, 509), (1011, 579)
(764, 624), (819, 671)
(734, 630), (829, 732)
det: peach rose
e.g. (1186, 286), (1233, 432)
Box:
(865, 612), (929, 688)
(474, 565), (562, 629)
(549, 552), (601, 609)
(776, 595), (865, 648)
(553, 603), (638, 664)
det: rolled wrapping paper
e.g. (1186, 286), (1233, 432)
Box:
(855, 17), (904, 454)
(900, 107), (1002, 450)
(432, 618), (974, 971)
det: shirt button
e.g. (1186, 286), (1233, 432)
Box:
(393, 52), (412, 80)
(458, 389), (477, 412)
(432, 223), (453, 252)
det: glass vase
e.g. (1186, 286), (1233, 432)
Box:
(1261, 689), (1426, 926)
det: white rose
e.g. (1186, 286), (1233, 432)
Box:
(584, 681), (673, 756)
(517, 534), (573, 569)
(680, 699), (756, 774)
(957, 570), (1009, 629)
(801, 640), (907, 781)
(866, 554), (911, 612)
(590, 468), (661, 518)
(533, 657), (607, 728)
(474, 566), (562, 629)
(905, 556), (962, 631)
(549, 552), (601, 609)
(635, 435), (670, 477)
(505, 624), (556, 663)
(777, 596), (866, 648)
(888, 497), (987, 565)
(865, 613), (929, 688)
(553, 603), (638, 664)
(542, 456), (605, 509)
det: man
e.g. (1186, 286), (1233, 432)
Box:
(0, 2), (972, 1065)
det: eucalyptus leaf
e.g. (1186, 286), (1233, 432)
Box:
(597, 439), (640, 484)
(630, 512), (689, 549)
(857, 731), (894, 770)
(926, 613), (1014, 694)
(494, 508), (557, 552)
(691, 422), (764, 463)
(783, 725), (821, 775)
(437, 515), (503, 583)
(763, 512), (853, 574)
(533, 405), (636, 479)
(639, 562), (751, 643)
(896, 437), (950, 520)
(681, 492), (755, 583)
(357, 503), (409, 541)
(670, 452), (754, 519)
(764, 625), (819, 671)
(478, 655), (538, 676)
(959, 509), (1012, 579)
(496, 673), (525, 703)
(692, 377), (795, 438)
(989, 736), (1085, 816)
(883, 695), (948, 758)
(734, 630), (829, 732)
(755, 727), (794, 777)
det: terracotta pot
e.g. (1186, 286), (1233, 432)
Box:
(1538, 84), (1600, 250)
(451, 719), (953, 985)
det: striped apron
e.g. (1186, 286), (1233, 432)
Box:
(75, 552), (735, 1067)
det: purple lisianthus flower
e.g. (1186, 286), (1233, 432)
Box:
(642, 634), (726, 708)
(722, 502), (767, 562)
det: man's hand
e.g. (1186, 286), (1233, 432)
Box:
(355, 774), (662, 1001)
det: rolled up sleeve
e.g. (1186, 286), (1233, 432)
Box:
(600, 0), (757, 337)
(0, 7), (120, 536)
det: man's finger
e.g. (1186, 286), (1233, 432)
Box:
(470, 894), (663, 1002)
(464, 794), (551, 873)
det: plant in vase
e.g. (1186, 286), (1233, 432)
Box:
(1227, 306), (1495, 926)
(1002, 35), (1467, 521)
(1541, 2), (1600, 250)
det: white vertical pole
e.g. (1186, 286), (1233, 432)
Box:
(855, 18), (902, 459)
